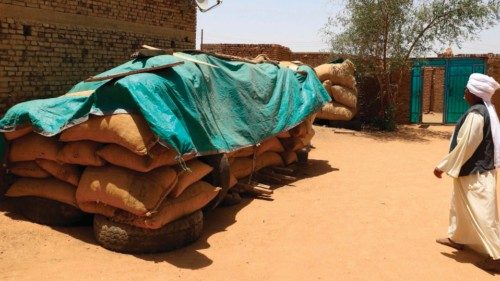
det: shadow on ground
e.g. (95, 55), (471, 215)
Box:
(441, 250), (497, 276)
(361, 125), (452, 143)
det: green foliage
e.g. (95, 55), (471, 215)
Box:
(324, 0), (500, 130)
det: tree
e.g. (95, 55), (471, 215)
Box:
(324, 0), (500, 130)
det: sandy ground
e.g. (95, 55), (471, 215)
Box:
(0, 124), (498, 281)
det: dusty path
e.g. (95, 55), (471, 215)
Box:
(0, 125), (498, 280)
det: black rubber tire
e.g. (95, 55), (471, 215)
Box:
(93, 210), (203, 254)
(11, 196), (91, 226)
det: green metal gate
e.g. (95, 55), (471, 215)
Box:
(410, 58), (486, 123)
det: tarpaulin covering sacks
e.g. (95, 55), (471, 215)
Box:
(0, 53), (330, 156)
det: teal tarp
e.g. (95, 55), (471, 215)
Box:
(0, 53), (331, 156)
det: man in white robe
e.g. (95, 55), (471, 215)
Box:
(434, 73), (500, 271)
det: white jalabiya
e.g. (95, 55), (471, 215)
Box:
(438, 110), (500, 259)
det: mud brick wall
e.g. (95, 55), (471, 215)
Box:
(202, 43), (293, 61)
(421, 67), (445, 113)
(0, 1), (196, 115)
(291, 52), (331, 67)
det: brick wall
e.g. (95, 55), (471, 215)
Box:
(0, 1), (196, 114)
(291, 52), (331, 67)
(202, 43), (293, 61)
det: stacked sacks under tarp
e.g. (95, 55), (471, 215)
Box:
(3, 113), (220, 253)
(314, 59), (358, 121)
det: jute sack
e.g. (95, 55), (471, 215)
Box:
(255, 151), (284, 171)
(60, 114), (156, 155)
(281, 151), (298, 166)
(256, 137), (284, 156)
(315, 102), (357, 121)
(289, 122), (308, 138)
(331, 85), (358, 108)
(114, 181), (220, 229)
(76, 165), (177, 216)
(229, 157), (254, 179)
(9, 161), (50, 178)
(169, 159), (214, 198)
(279, 137), (307, 152)
(9, 133), (60, 162)
(5, 178), (77, 207)
(315, 60), (356, 89)
(229, 173), (238, 188)
(78, 202), (117, 217)
(36, 159), (82, 186)
(3, 125), (33, 141)
(276, 130), (291, 138)
(322, 80), (333, 98)
(57, 141), (106, 166)
(227, 146), (255, 158)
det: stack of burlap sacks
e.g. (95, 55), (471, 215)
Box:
(3, 114), (220, 230)
(314, 60), (358, 121)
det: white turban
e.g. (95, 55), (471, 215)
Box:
(467, 73), (500, 167)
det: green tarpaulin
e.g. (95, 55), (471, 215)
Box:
(0, 52), (330, 156)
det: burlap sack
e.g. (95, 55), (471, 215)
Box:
(59, 114), (156, 155)
(78, 202), (117, 217)
(276, 130), (291, 138)
(3, 125), (33, 141)
(315, 60), (356, 89)
(322, 80), (333, 98)
(229, 157), (254, 179)
(256, 137), (284, 156)
(8, 133), (60, 162)
(255, 152), (284, 170)
(76, 165), (177, 216)
(281, 151), (298, 166)
(9, 161), (50, 178)
(57, 141), (105, 166)
(331, 85), (358, 108)
(227, 146), (255, 158)
(169, 159), (214, 198)
(229, 173), (238, 188)
(279, 137), (307, 152)
(36, 159), (81, 186)
(5, 177), (77, 207)
(289, 122), (308, 138)
(114, 181), (220, 229)
(315, 102), (357, 121)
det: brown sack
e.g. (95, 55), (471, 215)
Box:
(9, 133), (60, 162)
(9, 161), (50, 178)
(276, 130), (291, 138)
(322, 80), (333, 98)
(255, 152), (284, 170)
(170, 159), (214, 198)
(36, 159), (82, 186)
(57, 141), (106, 166)
(5, 178), (77, 207)
(115, 181), (220, 229)
(289, 122), (308, 138)
(256, 137), (284, 156)
(315, 60), (356, 89)
(3, 125), (33, 141)
(78, 202), (117, 217)
(76, 165), (177, 216)
(229, 173), (238, 188)
(281, 151), (298, 166)
(227, 146), (255, 158)
(59, 114), (156, 155)
(316, 102), (357, 121)
(280, 137), (307, 152)
(229, 157), (254, 179)
(331, 85), (358, 108)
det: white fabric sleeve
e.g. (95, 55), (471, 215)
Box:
(437, 111), (484, 178)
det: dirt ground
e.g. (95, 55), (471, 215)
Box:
(0, 124), (498, 280)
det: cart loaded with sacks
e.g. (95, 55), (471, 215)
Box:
(0, 50), (330, 254)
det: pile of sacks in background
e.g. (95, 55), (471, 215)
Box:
(314, 59), (358, 121)
(3, 114), (220, 230)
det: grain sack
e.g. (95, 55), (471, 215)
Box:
(229, 157), (254, 179)
(315, 60), (356, 89)
(256, 137), (284, 156)
(276, 130), (291, 138)
(5, 178), (77, 207)
(97, 144), (184, 172)
(255, 152), (284, 170)
(229, 173), (238, 188)
(281, 151), (298, 166)
(331, 85), (358, 108)
(322, 80), (333, 98)
(78, 202), (117, 217)
(114, 181), (220, 229)
(9, 161), (50, 178)
(76, 165), (177, 216)
(57, 141), (105, 166)
(3, 125), (33, 141)
(59, 114), (156, 155)
(36, 159), (82, 186)
(227, 146), (255, 158)
(315, 102), (357, 121)
(8, 133), (60, 162)
(280, 137), (307, 152)
(289, 122), (308, 138)
(169, 159), (214, 198)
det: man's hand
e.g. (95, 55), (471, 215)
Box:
(434, 167), (443, 178)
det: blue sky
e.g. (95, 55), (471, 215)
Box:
(196, 0), (500, 55)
